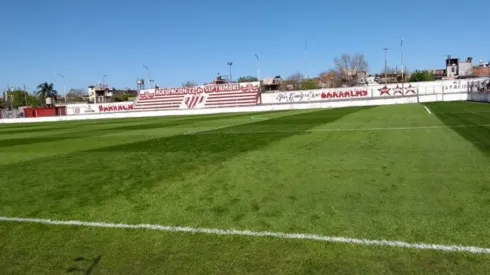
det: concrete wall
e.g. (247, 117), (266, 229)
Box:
(468, 93), (490, 103)
(65, 102), (135, 115)
(0, 93), (472, 124)
(1, 78), (488, 124)
(261, 78), (488, 104)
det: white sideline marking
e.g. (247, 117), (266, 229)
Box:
(183, 111), (313, 135)
(1, 216), (489, 254)
(183, 115), (273, 135)
(186, 124), (490, 135)
(423, 106), (432, 115)
(183, 124), (239, 135)
(250, 115), (268, 120)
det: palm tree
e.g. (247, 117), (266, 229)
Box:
(37, 82), (58, 103)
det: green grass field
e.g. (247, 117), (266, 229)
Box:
(1, 102), (490, 274)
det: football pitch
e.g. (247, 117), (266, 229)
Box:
(1, 101), (490, 274)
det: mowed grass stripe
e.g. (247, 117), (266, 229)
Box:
(0, 107), (369, 217)
(426, 102), (490, 157)
(2, 222), (489, 275)
(0, 111), (292, 147)
(0, 110), (308, 165)
(0, 111), (266, 135)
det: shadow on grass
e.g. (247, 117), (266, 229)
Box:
(0, 112), (265, 135)
(0, 112), (261, 148)
(0, 111), (283, 134)
(66, 255), (101, 274)
(0, 106), (372, 213)
(424, 102), (490, 157)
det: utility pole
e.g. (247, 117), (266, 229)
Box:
(227, 62), (233, 83)
(401, 38), (405, 93)
(7, 85), (13, 110)
(54, 73), (66, 104)
(254, 53), (260, 82)
(103, 75), (108, 87)
(383, 48), (389, 84)
(305, 40), (308, 78)
(23, 84), (28, 106)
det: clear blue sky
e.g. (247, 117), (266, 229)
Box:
(1, 0), (489, 92)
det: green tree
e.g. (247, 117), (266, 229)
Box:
(9, 90), (29, 108)
(37, 82), (58, 104)
(287, 73), (304, 83)
(0, 90), (39, 109)
(114, 93), (130, 102)
(237, 76), (258, 83)
(409, 70), (435, 82)
(26, 94), (40, 107)
(333, 53), (369, 86)
(66, 88), (86, 103)
(300, 79), (319, 90)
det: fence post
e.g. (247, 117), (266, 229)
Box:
(417, 85), (420, 103)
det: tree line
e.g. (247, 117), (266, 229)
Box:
(2, 56), (438, 109)
(1, 82), (60, 109)
(178, 54), (435, 91)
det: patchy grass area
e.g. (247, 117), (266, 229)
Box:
(1, 102), (490, 274)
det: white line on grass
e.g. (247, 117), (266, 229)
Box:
(183, 111), (314, 135)
(1, 216), (490, 254)
(183, 124), (241, 135)
(423, 106), (432, 115)
(183, 115), (273, 135)
(250, 115), (268, 120)
(185, 124), (490, 135)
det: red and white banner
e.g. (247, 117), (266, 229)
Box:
(266, 88), (370, 103)
(262, 78), (490, 104)
(66, 102), (134, 115)
(98, 103), (134, 112)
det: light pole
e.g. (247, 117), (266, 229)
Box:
(254, 53), (260, 82)
(141, 64), (152, 89)
(53, 72), (66, 104)
(102, 74), (108, 87)
(227, 62), (233, 83)
(383, 48), (388, 85)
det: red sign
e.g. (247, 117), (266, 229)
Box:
(321, 90), (368, 99)
(378, 86), (391, 96)
(98, 103), (134, 112)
